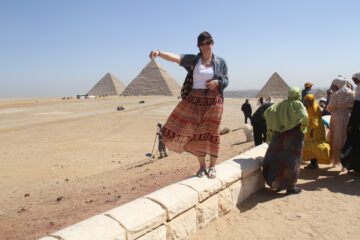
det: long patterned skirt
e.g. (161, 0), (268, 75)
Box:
(161, 89), (223, 157)
(263, 127), (304, 190)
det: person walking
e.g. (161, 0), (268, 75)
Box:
(263, 87), (308, 194)
(156, 123), (168, 158)
(327, 77), (354, 167)
(251, 102), (273, 146)
(149, 31), (228, 178)
(241, 99), (252, 124)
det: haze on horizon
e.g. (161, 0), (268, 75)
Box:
(0, 0), (359, 98)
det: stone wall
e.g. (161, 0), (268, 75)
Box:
(39, 143), (268, 240)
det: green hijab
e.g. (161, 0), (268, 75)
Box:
(264, 87), (308, 142)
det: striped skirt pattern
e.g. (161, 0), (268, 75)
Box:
(161, 89), (223, 157)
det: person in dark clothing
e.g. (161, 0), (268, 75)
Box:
(241, 99), (252, 124)
(341, 72), (360, 176)
(251, 103), (273, 146)
(301, 82), (313, 103)
(321, 89), (332, 116)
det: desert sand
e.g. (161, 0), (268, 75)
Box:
(0, 96), (359, 240)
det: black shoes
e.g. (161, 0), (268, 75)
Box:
(305, 159), (319, 169)
(286, 187), (302, 195)
(305, 163), (319, 169)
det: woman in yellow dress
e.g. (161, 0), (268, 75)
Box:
(302, 94), (331, 169)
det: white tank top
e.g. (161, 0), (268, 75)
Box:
(192, 58), (214, 89)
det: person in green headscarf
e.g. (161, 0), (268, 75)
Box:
(262, 87), (308, 195)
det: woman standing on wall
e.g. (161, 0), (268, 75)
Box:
(149, 31), (229, 178)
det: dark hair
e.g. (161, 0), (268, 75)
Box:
(197, 31), (213, 47)
(259, 97), (264, 104)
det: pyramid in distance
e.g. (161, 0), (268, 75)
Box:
(121, 60), (181, 96)
(256, 72), (290, 98)
(88, 73), (125, 96)
(314, 89), (327, 99)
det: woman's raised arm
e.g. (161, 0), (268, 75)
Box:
(149, 50), (181, 64)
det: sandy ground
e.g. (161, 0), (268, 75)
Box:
(1, 96), (359, 240)
(190, 166), (360, 240)
(0, 96), (254, 240)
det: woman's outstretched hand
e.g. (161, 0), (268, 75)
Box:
(149, 50), (160, 60)
(206, 79), (219, 90)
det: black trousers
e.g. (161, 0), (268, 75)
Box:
(244, 113), (252, 124)
(252, 122), (267, 146)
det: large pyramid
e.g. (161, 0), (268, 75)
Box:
(256, 72), (290, 98)
(88, 73), (125, 96)
(121, 60), (181, 96)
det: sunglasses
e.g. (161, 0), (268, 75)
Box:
(199, 40), (213, 47)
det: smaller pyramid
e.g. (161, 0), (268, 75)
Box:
(256, 72), (290, 98)
(314, 89), (326, 99)
(121, 60), (180, 96)
(88, 73), (125, 96)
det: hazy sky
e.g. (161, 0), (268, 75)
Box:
(1, 0), (359, 98)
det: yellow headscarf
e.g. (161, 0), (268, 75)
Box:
(304, 94), (320, 129)
(304, 94), (318, 113)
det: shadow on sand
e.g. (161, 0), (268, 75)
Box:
(237, 188), (287, 213)
(237, 167), (360, 213)
(298, 168), (360, 196)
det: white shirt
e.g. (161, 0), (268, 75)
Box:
(192, 58), (214, 89)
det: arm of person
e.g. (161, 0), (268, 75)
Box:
(217, 59), (229, 91)
(326, 96), (336, 112)
(149, 50), (180, 64)
(206, 60), (228, 91)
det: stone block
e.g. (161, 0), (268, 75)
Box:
(51, 214), (126, 240)
(257, 142), (269, 149)
(223, 155), (261, 178)
(218, 187), (233, 216)
(146, 183), (198, 220)
(195, 194), (218, 229)
(243, 124), (254, 141)
(136, 225), (166, 240)
(229, 180), (246, 206)
(238, 170), (265, 204)
(179, 176), (222, 202)
(166, 208), (197, 240)
(106, 198), (166, 240)
(215, 163), (242, 189)
(243, 144), (268, 162)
